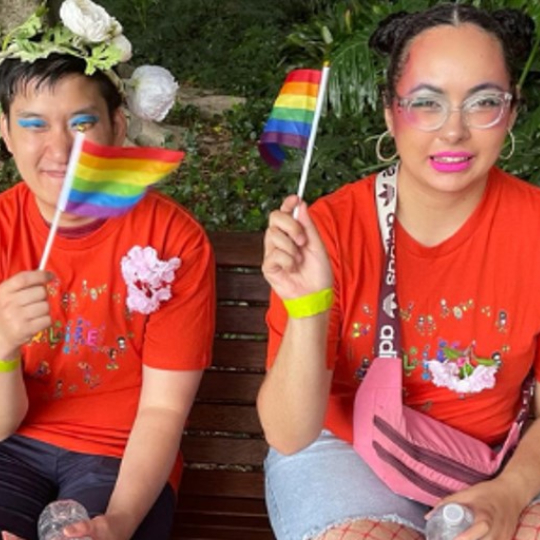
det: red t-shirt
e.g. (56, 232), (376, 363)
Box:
(267, 167), (540, 446)
(0, 183), (215, 485)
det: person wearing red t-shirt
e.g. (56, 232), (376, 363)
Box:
(258, 4), (540, 540)
(0, 2), (214, 540)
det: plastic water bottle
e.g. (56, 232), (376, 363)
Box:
(37, 500), (91, 540)
(425, 503), (474, 540)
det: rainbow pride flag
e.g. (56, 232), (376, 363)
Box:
(258, 69), (322, 169)
(58, 133), (184, 218)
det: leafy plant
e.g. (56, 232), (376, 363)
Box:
(98, 0), (321, 97)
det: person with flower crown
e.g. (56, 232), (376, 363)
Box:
(0, 1), (215, 539)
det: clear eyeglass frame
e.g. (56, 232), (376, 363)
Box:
(396, 91), (514, 132)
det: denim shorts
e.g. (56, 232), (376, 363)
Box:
(0, 434), (175, 540)
(265, 430), (540, 540)
(265, 430), (431, 540)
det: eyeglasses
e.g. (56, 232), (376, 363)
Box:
(396, 91), (514, 132)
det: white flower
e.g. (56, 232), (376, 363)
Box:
(60, 0), (123, 43)
(126, 65), (179, 122)
(427, 360), (498, 394)
(110, 34), (132, 62)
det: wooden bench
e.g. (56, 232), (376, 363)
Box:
(171, 231), (275, 540)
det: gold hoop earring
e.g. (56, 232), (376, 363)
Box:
(500, 129), (515, 160)
(376, 130), (398, 162)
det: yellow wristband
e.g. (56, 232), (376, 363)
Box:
(0, 357), (21, 373)
(283, 288), (334, 319)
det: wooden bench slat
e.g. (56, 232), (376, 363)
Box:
(176, 496), (268, 515)
(174, 497), (273, 540)
(209, 231), (264, 267)
(188, 403), (262, 433)
(197, 371), (263, 403)
(177, 512), (270, 527)
(179, 469), (265, 498)
(173, 526), (274, 540)
(213, 339), (267, 370)
(217, 271), (269, 302)
(182, 436), (267, 465)
(216, 305), (268, 335)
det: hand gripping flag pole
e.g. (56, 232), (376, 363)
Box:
(39, 132), (184, 270)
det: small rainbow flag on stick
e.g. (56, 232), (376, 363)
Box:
(258, 64), (330, 216)
(39, 132), (184, 270)
(59, 134), (184, 218)
(258, 68), (322, 169)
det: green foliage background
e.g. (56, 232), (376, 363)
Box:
(2, 0), (540, 231)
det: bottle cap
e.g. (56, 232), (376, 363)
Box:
(443, 503), (465, 526)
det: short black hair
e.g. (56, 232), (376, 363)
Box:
(0, 53), (123, 119)
(369, 3), (535, 105)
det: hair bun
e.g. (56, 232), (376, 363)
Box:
(369, 11), (413, 55)
(492, 9), (535, 62)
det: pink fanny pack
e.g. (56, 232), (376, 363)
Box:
(352, 166), (534, 506)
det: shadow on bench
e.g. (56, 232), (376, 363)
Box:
(172, 231), (275, 539)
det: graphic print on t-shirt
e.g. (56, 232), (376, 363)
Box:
(25, 273), (136, 400)
(349, 294), (508, 398)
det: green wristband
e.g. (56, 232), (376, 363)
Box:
(0, 357), (21, 373)
(283, 288), (334, 319)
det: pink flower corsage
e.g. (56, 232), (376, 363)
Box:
(121, 246), (181, 314)
(427, 360), (498, 394)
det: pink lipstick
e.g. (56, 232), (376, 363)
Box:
(430, 152), (473, 173)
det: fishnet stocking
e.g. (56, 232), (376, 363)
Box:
(312, 502), (540, 540)
(314, 519), (422, 540)
(515, 503), (540, 540)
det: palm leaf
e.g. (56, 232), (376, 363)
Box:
(328, 28), (381, 117)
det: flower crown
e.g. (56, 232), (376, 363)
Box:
(0, 0), (178, 122)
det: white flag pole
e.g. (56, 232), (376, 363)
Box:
(293, 62), (330, 218)
(38, 132), (85, 270)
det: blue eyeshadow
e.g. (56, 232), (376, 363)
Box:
(70, 114), (99, 127)
(17, 118), (46, 128)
